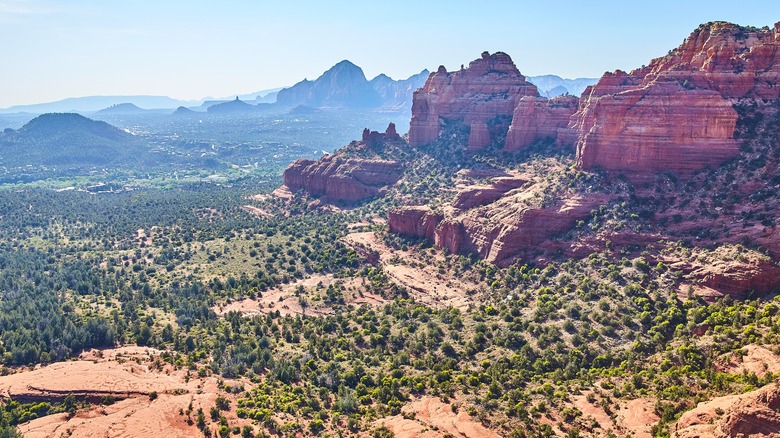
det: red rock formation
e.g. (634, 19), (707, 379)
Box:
(388, 206), (442, 242)
(389, 177), (610, 266)
(505, 95), (579, 151)
(362, 122), (402, 147)
(435, 195), (610, 266)
(663, 249), (780, 297)
(467, 122), (490, 150)
(673, 383), (780, 438)
(452, 177), (527, 209)
(575, 82), (739, 174)
(408, 52), (539, 149)
(281, 123), (404, 203)
(573, 22), (780, 178)
(282, 156), (402, 203)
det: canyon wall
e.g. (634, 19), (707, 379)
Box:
(573, 22), (780, 178)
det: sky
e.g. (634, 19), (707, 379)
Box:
(1, 0), (779, 107)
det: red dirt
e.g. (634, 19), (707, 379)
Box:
(4, 347), (254, 438)
(376, 397), (499, 438)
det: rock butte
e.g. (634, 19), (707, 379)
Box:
(408, 51), (542, 150)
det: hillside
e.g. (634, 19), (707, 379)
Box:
(0, 113), (155, 182)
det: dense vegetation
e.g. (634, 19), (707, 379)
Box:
(0, 102), (778, 437)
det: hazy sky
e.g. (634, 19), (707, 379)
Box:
(2, 0), (779, 107)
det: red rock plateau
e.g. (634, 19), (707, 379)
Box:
(408, 51), (541, 150)
(673, 383), (780, 438)
(573, 22), (780, 178)
(6, 347), (252, 438)
(280, 124), (403, 203)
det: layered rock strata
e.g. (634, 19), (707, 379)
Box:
(389, 177), (610, 267)
(281, 124), (403, 203)
(573, 22), (780, 178)
(505, 95), (579, 151)
(408, 52), (539, 150)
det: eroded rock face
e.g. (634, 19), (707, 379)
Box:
(389, 177), (609, 266)
(281, 124), (403, 203)
(387, 206), (442, 242)
(573, 22), (780, 178)
(663, 247), (780, 297)
(575, 82), (739, 175)
(408, 52), (539, 149)
(436, 195), (610, 266)
(505, 95), (579, 151)
(283, 156), (402, 203)
(673, 384), (780, 438)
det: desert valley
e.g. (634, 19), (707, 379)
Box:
(0, 8), (779, 438)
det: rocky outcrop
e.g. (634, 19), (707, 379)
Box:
(283, 156), (401, 204)
(573, 22), (780, 179)
(505, 95), (579, 151)
(663, 246), (780, 297)
(281, 124), (403, 203)
(362, 122), (401, 147)
(435, 195), (610, 266)
(389, 176), (610, 266)
(451, 176), (528, 209)
(408, 52), (539, 149)
(673, 383), (780, 438)
(388, 206), (442, 242)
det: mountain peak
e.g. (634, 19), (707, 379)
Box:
(332, 59), (361, 69)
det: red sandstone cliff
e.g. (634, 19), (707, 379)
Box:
(408, 52), (539, 150)
(673, 383), (780, 438)
(505, 95), (579, 151)
(573, 22), (780, 178)
(389, 176), (610, 267)
(281, 124), (403, 203)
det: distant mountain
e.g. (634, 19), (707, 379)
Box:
(276, 60), (383, 109)
(227, 88), (283, 104)
(96, 103), (149, 115)
(370, 70), (429, 111)
(252, 90), (280, 104)
(0, 95), (200, 114)
(206, 97), (256, 114)
(0, 113), (142, 168)
(171, 106), (197, 116)
(527, 75), (598, 97)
